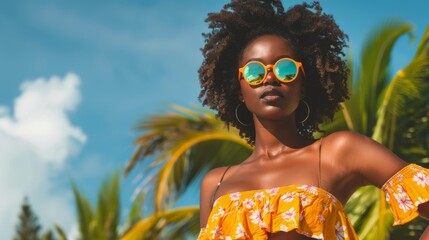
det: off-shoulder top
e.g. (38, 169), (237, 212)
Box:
(198, 163), (429, 240)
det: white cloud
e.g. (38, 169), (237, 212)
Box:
(0, 106), (9, 116)
(0, 73), (86, 239)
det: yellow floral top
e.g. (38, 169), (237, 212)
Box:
(198, 164), (429, 240)
(382, 164), (429, 226)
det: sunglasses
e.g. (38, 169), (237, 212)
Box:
(238, 58), (305, 86)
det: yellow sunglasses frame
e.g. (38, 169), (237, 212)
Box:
(238, 57), (305, 86)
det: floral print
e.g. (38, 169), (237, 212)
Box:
(280, 192), (295, 202)
(281, 207), (296, 221)
(198, 185), (357, 240)
(393, 191), (413, 212)
(249, 210), (262, 225)
(335, 221), (348, 240)
(198, 164), (429, 239)
(254, 191), (264, 201)
(210, 225), (223, 239)
(382, 164), (429, 226)
(236, 223), (244, 238)
(300, 193), (311, 206)
(413, 171), (429, 187)
(230, 192), (240, 201)
(243, 198), (255, 209)
(299, 185), (319, 195)
(268, 187), (279, 196)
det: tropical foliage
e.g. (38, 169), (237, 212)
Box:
(124, 20), (429, 239)
(69, 171), (121, 240)
(121, 206), (200, 240)
(54, 171), (142, 240)
(121, 105), (251, 239)
(321, 20), (429, 239)
(124, 104), (251, 211)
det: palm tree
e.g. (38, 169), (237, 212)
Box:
(321, 20), (429, 239)
(57, 171), (144, 240)
(121, 190), (200, 239)
(121, 205), (200, 240)
(125, 105), (251, 212)
(124, 21), (429, 239)
(122, 105), (251, 239)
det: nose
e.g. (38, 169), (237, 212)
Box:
(263, 67), (279, 85)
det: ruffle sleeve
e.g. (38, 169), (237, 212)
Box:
(382, 164), (429, 225)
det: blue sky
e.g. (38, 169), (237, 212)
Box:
(0, 0), (428, 238)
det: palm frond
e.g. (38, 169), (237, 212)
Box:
(121, 192), (145, 234)
(350, 20), (413, 135)
(153, 131), (250, 211)
(71, 183), (94, 239)
(54, 225), (68, 240)
(127, 106), (251, 211)
(373, 25), (429, 147)
(69, 172), (121, 240)
(120, 206), (199, 240)
(96, 171), (120, 240)
(125, 105), (234, 175)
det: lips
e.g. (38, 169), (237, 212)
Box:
(260, 88), (284, 104)
(260, 88), (284, 99)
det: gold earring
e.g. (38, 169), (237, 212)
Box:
(298, 100), (310, 123)
(235, 102), (252, 126)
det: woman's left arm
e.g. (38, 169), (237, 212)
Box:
(419, 202), (429, 220)
(419, 203), (429, 240)
(422, 225), (429, 240)
(331, 131), (429, 237)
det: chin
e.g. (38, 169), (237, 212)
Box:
(257, 111), (293, 122)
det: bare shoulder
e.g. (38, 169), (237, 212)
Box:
(319, 131), (367, 176)
(201, 166), (231, 189)
(323, 130), (407, 188)
(322, 130), (400, 162)
(321, 131), (372, 163)
(322, 130), (371, 150)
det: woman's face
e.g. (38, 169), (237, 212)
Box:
(238, 34), (304, 121)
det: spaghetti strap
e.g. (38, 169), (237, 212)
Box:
(211, 166), (232, 206)
(318, 138), (323, 188)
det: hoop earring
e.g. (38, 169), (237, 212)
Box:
(235, 102), (252, 126)
(298, 100), (310, 123)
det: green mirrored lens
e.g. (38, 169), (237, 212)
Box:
(244, 62), (265, 84)
(275, 59), (297, 81)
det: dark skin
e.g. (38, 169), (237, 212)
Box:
(199, 35), (429, 240)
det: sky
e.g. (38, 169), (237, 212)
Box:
(0, 0), (428, 238)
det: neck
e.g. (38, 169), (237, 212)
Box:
(251, 115), (313, 160)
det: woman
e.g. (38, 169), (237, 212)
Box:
(197, 1), (429, 239)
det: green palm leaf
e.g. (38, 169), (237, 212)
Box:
(71, 183), (94, 239)
(122, 192), (145, 233)
(322, 21), (429, 240)
(95, 171), (120, 240)
(120, 206), (199, 240)
(355, 20), (414, 136)
(54, 225), (68, 240)
(126, 104), (251, 211)
(70, 171), (121, 240)
(373, 24), (429, 146)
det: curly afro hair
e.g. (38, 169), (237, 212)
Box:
(198, 0), (349, 145)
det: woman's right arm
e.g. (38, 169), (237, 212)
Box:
(199, 167), (228, 228)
